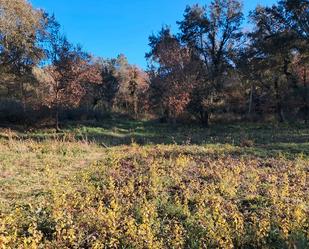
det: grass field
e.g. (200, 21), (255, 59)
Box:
(0, 118), (308, 248)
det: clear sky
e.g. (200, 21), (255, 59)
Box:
(30, 0), (277, 68)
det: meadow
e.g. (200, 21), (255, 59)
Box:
(0, 118), (308, 248)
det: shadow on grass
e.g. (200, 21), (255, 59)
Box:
(0, 117), (308, 158)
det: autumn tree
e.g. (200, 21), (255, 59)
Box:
(42, 14), (92, 130)
(243, 0), (308, 122)
(0, 0), (45, 117)
(93, 55), (149, 117)
(128, 68), (140, 117)
(147, 27), (199, 122)
(177, 0), (243, 125)
(277, 0), (308, 122)
(127, 66), (148, 117)
(110, 54), (131, 112)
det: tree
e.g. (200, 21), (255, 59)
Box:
(177, 0), (244, 125)
(95, 55), (149, 116)
(42, 14), (92, 130)
(291, 52), (309, 122)
(277, 0), (308, 122)
(278, 0), (309, 41)
(111, 54), (131, 112)
(100, 59), (120, 111)
(245, 1), (308, 122)
(147, 27), (199, 122)
(0, 0), (45, 115)
(127, 66), (149, 118)
(0, 0), (44, 71)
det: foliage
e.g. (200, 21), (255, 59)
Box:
(147, 27), (198, 121)
(147, 0), (308, 124)
(0, 126), (308, 248)
(1, 0), (308, 126)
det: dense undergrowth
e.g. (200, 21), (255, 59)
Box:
(0, 121), (308, 248)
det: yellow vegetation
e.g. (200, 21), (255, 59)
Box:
(0, 143), (308, 248)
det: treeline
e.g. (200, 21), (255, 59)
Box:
(0, 0), (308, 129)
(147, 0), (308, 125)
(0, 0), (149, 129)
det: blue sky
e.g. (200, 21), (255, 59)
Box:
(30, 0), (277, 68)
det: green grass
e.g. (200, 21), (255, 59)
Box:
(2, 118), (308, 157)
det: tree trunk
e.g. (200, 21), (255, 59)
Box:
(303, 67), (308, 123)
(168, 108), (176, 124)
(274, 78), (285, 123)
(248, 81), (254, 116)
(284, 58), (298, 89)
(20, 81), (27, 128)
(54, 81), (61, 132)
(55, 105), (60, 132)
(200, 109), (209, 127)
(133, 96), (138, 119)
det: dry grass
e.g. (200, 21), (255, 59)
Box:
(0, 137), (104, 211)
(0, 122), (308, 248)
